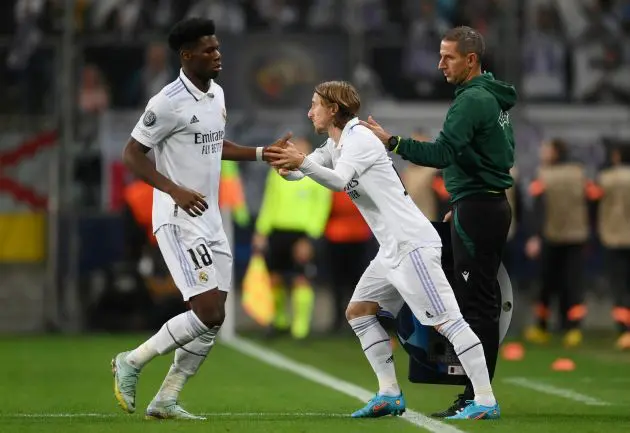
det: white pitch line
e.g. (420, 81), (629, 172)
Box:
(503, 377), (611, 406)
(2, 412), (351, 419)
(7, 414), (117, 418)
(223, 335), (466, 433)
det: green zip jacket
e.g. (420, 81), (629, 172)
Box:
(394, 73), (517, 203)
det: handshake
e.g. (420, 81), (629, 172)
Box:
(261, 132), (306, 174)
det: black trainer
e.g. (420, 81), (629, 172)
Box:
(430, 394), (467, 418)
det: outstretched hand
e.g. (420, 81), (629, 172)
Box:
(263, 132), (293, 162)
(359, 115), (391, 145)
(264, 145), (306, 171)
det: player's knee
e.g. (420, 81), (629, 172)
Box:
(195, 307), (225, 328)
(345, 301), (379, 321)
(190, 292), (226, 328)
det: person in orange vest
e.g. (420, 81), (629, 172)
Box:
(325, 191), (375, 332)
(218, 160), (250, 227)
(122, 179), (157, 262)
(594, 145), (630, 350)
(121, 179), (182, 307)
(524, 138), (599, 347)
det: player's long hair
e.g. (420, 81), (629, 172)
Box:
(314, 81), (361, 129)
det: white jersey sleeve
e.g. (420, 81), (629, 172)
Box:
(131, 94), (180, 148)
(281, 170), (305, 181)
(299, 156), (355, 191)
(298, 128), (382, 191)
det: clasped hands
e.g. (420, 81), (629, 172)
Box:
(263, 132), (305, 173)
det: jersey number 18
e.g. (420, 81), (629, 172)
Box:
(187, 244), (213, 270)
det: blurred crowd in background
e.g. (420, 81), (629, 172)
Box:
(2, 0), (630, 349)
(3, 0), (630, 114)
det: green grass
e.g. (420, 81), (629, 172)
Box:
(0, 333), (628, 433)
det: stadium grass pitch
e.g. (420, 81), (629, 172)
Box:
(0, 332), (629, 433)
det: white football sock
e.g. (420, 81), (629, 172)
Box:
(153, 326), (220, 403)
(126, 310), (209, 369)
(349, 315), (400, 396)
(439, 318), (496, 407)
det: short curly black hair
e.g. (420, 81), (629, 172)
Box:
(167, 18), (216, 52)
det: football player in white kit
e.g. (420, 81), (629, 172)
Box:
(111, 18), (289, 420)
(265, 81), (500, 420)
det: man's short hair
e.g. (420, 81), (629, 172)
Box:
(442, 26), (485, 62)
(613, 145), (630, 164)
(549, 138), (569, 162)
(168, 18), (216, 52)
(314, 81), (361, 129)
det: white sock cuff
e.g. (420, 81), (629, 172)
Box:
(451, 325), (482, 356)
(348, 315), (378, 337)
(153, 311), (209, 355)
(438, 317), (469, 341)
(173, 328), (220, 376)
(187, 310), (209, 335)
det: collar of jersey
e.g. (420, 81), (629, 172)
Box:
(179, 69), (214, 101)
(335, 117), (359, 148)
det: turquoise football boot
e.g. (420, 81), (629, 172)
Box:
(445, 400), (500, 420)
(111, 351), (140, 413)
(351, 393), (406, 418)
(145, 400), (206, 420)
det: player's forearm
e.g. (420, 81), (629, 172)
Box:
(282, 170), (305, 181)
(299, 156), (354, 192)
(222, 139), (259, 161)
(122, 143), (177, 194)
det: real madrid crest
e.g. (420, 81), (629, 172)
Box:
(143, 110), (157, 127)
(199, 271), (209, 283)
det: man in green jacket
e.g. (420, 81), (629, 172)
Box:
(361, 26), (516, 418)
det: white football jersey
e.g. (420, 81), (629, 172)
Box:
(131, 69), (227, 237)
(316, 117), (442, 266)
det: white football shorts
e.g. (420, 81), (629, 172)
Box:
(350, 247), (462, 326)
(155, 223), (233, 301)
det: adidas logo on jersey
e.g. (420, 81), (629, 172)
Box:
(190, 115), (199, 124)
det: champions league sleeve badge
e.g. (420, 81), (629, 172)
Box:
(379, 222), (514, 386)
(143, 110), (157, 127)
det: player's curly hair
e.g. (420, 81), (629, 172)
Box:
(314, 81), (361, 129)
(168, 18), (216, 52)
